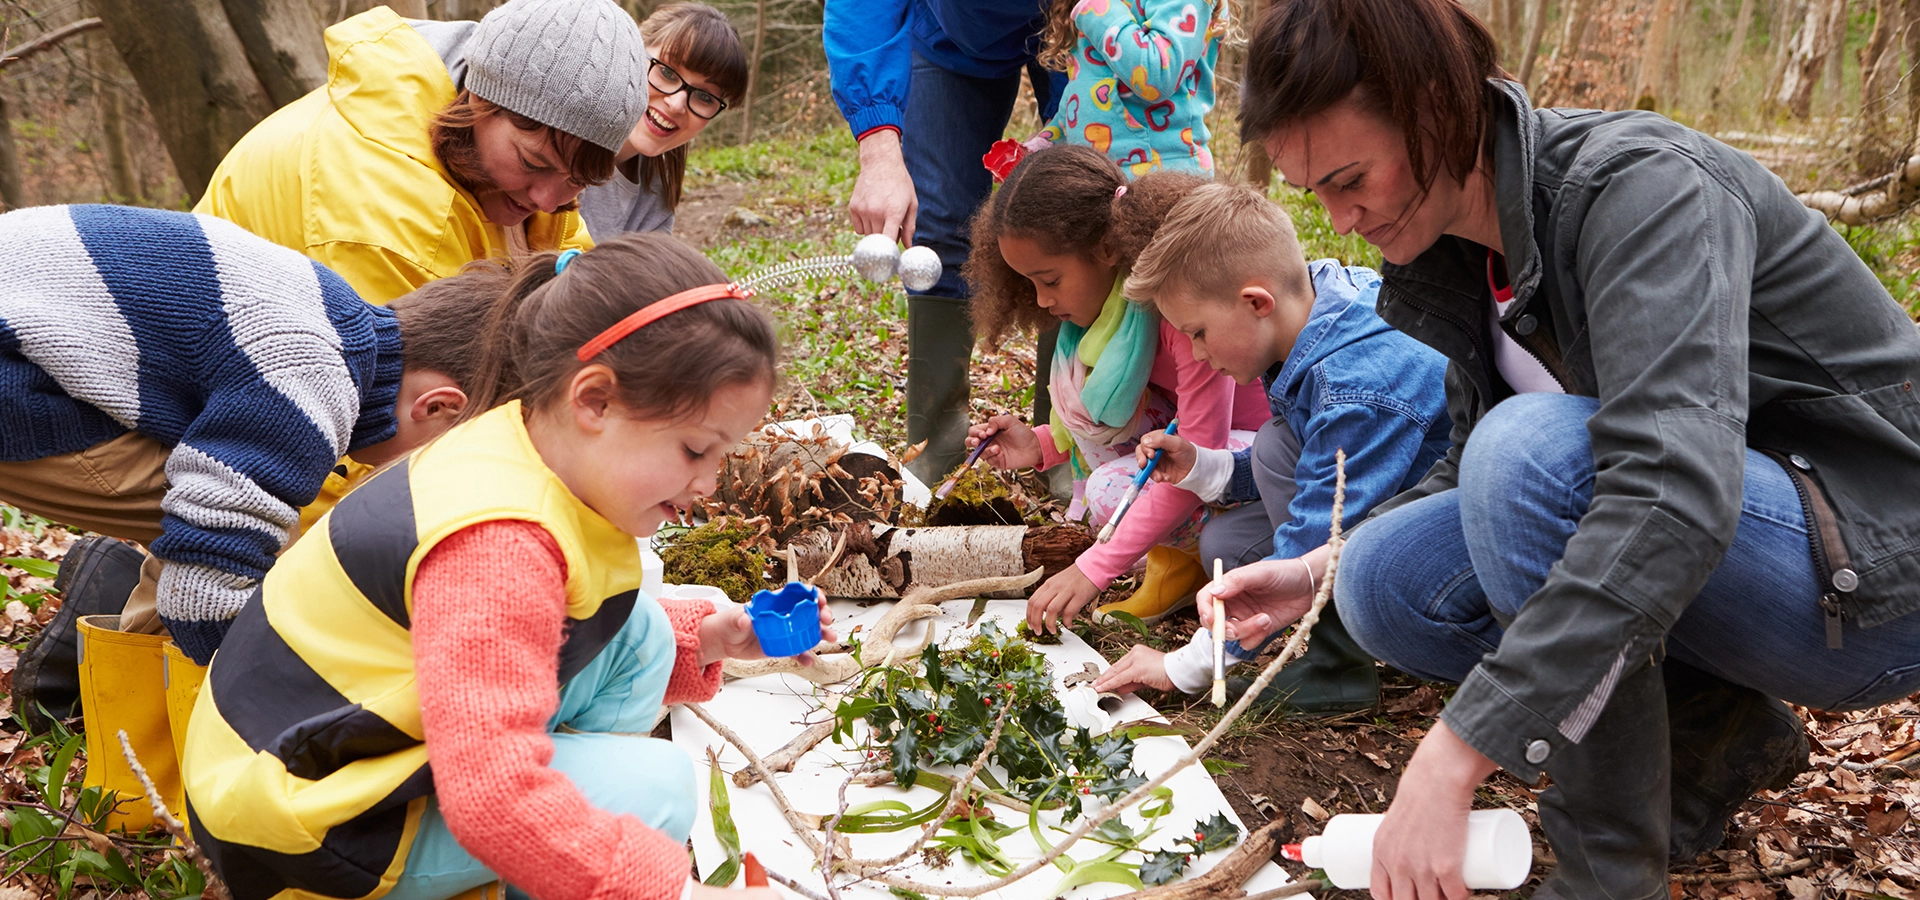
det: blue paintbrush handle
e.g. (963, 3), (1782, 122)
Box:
(1130, 420), (1181, 488)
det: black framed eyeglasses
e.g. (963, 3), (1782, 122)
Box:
(648, 59), (728, 120)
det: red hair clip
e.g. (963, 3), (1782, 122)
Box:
(575, 282), (755, 361)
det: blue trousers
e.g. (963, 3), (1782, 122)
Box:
(384, 598), (697, 900)
(1338, 393), (1920, 712)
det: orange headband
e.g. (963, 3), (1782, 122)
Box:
(575, 283), (755, 362)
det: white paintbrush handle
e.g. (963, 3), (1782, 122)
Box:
(1211, 557), (1227, 706)
(1097, 483), (1143, 543)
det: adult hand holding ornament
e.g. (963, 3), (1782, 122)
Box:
(742, 233), (941, 294)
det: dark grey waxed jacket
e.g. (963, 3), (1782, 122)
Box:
(1369, 80), (1920, 780)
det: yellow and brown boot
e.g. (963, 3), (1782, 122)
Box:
(1094, 546), (1205, 625)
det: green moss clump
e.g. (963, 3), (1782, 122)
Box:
(1014, 619), (1063, 645)
(658, 519), (773, 602)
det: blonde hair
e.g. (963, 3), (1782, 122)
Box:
(1124, 181), (1309, 307)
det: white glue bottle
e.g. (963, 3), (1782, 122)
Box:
(1281, 808), (1532, 890)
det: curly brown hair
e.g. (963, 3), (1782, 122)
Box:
(963, 145), (1209, 345)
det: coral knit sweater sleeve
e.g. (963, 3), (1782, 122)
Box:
(413, 519), (717, 900)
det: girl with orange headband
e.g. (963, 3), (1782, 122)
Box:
(181, 233), (819, 900)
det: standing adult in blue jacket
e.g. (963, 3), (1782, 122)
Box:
(825, 0), (1064, 480)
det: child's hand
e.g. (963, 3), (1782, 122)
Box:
(699, 601), (838, 667)
(1135, 431), (1198, 484)
(968, 415), (1042, 470)
(1026, 564), (1100, 634)
(1093, 644), (1175, 694)
(1020, 132), (1053, 153)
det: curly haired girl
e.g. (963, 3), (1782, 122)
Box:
(962, 145), (1269, 633)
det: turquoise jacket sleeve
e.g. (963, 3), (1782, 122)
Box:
(1073, 0), (1214, 99)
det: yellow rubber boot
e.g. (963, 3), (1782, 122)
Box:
(1094, 546), (1206, 624)
(161, 642), (205, 781)
(77, 615), (177, 833)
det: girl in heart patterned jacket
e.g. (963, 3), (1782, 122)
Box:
(1034, 0), (1224, 176)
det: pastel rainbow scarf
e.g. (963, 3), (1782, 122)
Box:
(1048, 275), (1157, 477)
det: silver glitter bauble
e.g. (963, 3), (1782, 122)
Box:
(898, 245), (942, 292)
(850, 233), (900, 282)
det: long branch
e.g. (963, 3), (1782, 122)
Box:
(0, 17), (101, 71)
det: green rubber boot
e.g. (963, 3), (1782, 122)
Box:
(906, 295), (975, 485)
(1227, 603), (1380, 715)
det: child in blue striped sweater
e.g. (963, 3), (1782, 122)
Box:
(0, 204), (518, 829)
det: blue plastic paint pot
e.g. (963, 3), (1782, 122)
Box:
(746, 582), (823, 657)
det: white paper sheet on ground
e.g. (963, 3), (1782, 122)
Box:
(670, 598), (1294, 900)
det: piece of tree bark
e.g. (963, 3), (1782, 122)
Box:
(0, 93), (23, 211)
(92, 0), (276, 197)
(1908, 0), (1920, 144)
(792, 524), (1091, 598)
(1777, 0), (1843, 118)
(95, 68), (139, 203)
(219, 0), (329, 108)
(1799, 152), (1920, 222)
(1100, 821), (1287, 900)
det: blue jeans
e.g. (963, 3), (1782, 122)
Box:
(383, 598), (697, 900)
(1339, 393), (1920, 711)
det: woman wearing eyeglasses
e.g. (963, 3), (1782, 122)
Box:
(579, 4), (748, 241)
(193, 0), (646, 306)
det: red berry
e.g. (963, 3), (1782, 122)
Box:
(1195, 833), (1204, 841)
(936, 725), (945, 733)
(984, 698), (993, 706)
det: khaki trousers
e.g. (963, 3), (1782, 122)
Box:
(0, 431), (171, 635)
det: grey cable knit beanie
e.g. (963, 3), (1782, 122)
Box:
(463, 0), (648, 152)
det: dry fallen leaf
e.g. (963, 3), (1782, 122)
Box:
(1301, 796), (1329, 822)
(1867, 796), (1911, 837)
(1783, 876), (1817, 900)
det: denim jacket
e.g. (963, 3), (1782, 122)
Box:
(1371, 81), (1920, 780)
(1226, 260), (1452, 560)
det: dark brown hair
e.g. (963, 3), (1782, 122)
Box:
(1239, 0), (1502, 192)
(390, 263), (517, 410)
(962, 145), (1209, 345)
(636, 3), (749, 211)
(462, 232), (777, 423)
(430, 92), (619, 204)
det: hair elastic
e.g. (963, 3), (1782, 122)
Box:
(1114, 185), (1128, 199)
(575, 282), (755, 361)
(554, 248), (583, 274)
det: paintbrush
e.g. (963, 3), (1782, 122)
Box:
(1211, 557), (1227, 706)
(933, 430), (1000, 501)
(1095, 420), (1179, 544)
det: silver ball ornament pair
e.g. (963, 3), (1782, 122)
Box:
(850, 233), (942, 292)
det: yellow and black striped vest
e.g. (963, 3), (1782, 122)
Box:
(182, 402), (643, 900)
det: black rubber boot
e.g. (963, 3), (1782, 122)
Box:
(1533, 661), (1671, 900)
(14, 535), (145, 733)
(906, 294), (975, 485)
(1665, 659), (1809, 862)
(1228, 604), (1380, 715)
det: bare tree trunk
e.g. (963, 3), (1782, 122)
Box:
(1825, 0), (1849, 109)
(0, 92), (23, 211)
(219, 0), (329, 108)
(1778, 0), (1843, 118)
(1858, 0), (1905, 169)
(1545, 0), (1596, 76)
(741, 0), (765, 144)
(1517, 0), (1553, 86)
(91, 0), (277, 197)
(1714, 0), (1757, 102)
(1907, 0), (1920, 147)
(1637, 0), (1683, 108)
(385, 0), (428, 17)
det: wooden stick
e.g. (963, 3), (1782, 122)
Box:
(1673, 858), (1812, 884)
(734, 721), (835, 787)
(1211, 557), (1227, 707)
(117, 731), (231, 900)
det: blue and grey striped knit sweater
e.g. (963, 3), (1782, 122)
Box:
(0, 205), (404, 662)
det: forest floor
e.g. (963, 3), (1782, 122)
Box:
(0, 130), (1915, 897)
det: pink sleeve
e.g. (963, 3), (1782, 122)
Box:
(1034, 423), (1073, 471)
(1073, 324), (1241, 588)
(659, 598), (723, 705)
(414, 520), (690, 900)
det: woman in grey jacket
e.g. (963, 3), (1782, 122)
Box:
(1204, 0), (1920, 896)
